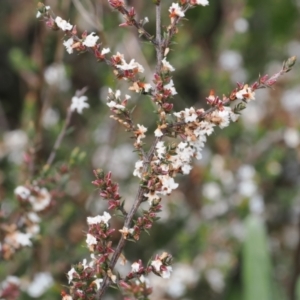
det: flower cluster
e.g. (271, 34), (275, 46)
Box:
(33, 1), (297, 299)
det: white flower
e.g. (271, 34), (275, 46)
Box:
(63, 37), (74, 54)
(29, 187), (51, 212)
(26, 272), (54, 298)
(86, 233), (97, 247)
(158, 175), (179, 195)
(236, 84), (255, 101)
(154, 127), (163, 137)
(191, 0), (209, 6)
(162, 58), (175, 72)
(83, 32), (99, 47)
(151, 259), (162, 272)
(107, 101), (125, 110)
(136, 124), (147, 144)
(87, 211), (111, 226)
(14, 186), (30, 199)
(55, 16), (73, 31)
(67, 268), (76, 284)
(92, 278), (103, 290)
(161, 266), (172, 279)
(211, 108), (231, 129)
(133, 160), (144, 178)
(164, 79), (177, 95)
(169, 3), (185, 18)
(117, 59), (144, 73)
(101, 48), (110, 55)
(144, 191), (161, 206)
(156, 141), (166, 159)
(70, 95), (89, 114)
(131, 262), (140, 272)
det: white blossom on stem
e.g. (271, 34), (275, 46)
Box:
(83, 33), (99, 47)
(87, 211), (111, 226)
(63, 37), (74, 54)
(55, 16), (73, 31)
(70, 95), (89, 114)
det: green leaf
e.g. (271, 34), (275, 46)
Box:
(242, 215), (272, 300)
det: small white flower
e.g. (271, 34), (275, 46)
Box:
(158, 175), (179, 195)
(92, 278), (103, 290)
(29, 187), (51, 212)
(169, 3), (185, 18)
(87, 211), (111, 226)
(156, 141), (166, 159)
(133, 160), (144, 178)
(83, 32), (99, 47)
(55, 16), (73, 31)
(154, 127), (163, 137)
(63, 37), (74, 54)
(162, 58), (175, 72)
(115, 90), (121, 98)
(101, 48), (110, 55)
(236, 84), (255, 101)
(144, 191), (160, 206)
(86, 233), (97, 246)
(14, 186), (30, 199)
(164, 79), (177, 95)
(70, 95), (89, 114)
(161, 266), (172, 279)
(151, 259), (162, 272)
(117, 59), (144, 73)
(107, 101), (125, 110)
(131, 262), (140, 272)
(191, 0), (209, 6)
(67, 268), (76, 284)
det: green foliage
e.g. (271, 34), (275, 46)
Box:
(242, 215), (272, 300)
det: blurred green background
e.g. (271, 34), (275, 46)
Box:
(0, 0), (300, 299)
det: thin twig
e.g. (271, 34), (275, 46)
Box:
(46, 108), (73, 167)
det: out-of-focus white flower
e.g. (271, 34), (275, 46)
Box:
(27, 272), (54, 298)
(284, 127), (300, 148)
(14, 186), (30, 199)
(136, 124), (147, 145)
(29, 187), (51, 212)
(63, 37), (74, 54)
(87, 211), (111, 226)
(55, 16), (73, 31)
(0, 276), (20, 291)
(205, 268), (225, 292)
(42, 108), (60, 128)
(131, 262), (140, 272)
(190, 0), (209, 5)
(234, 18), (249, 33)
(5, 231), (32, 248)
(70, 95), (89, 114)
(44, 63), (70, 91)
(36, 5), (50, 18)
(83, 32), (99, 47)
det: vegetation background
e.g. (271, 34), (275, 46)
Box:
(0, 0), (300, 299)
